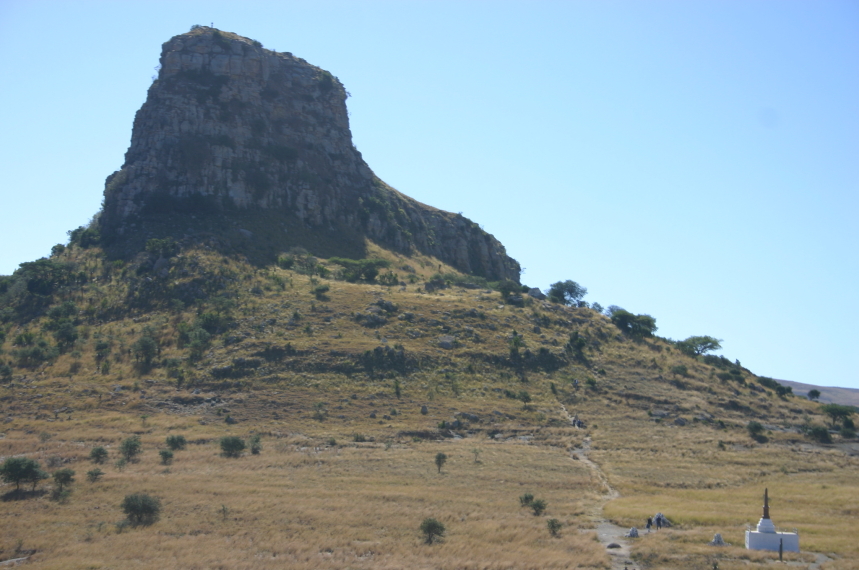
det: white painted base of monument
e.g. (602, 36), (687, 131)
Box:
(745, 517), (799, 552)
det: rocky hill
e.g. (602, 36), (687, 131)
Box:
(98, 27), (519, 282)
(1, 27), (857, 570)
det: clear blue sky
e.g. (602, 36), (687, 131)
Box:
(1, 1), (857, 389)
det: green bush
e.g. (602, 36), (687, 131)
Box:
(547, 280), (587, 306)
(519, 493), (534, 507)
(220, 436), (245, 458)
(90, 446), (109, 464)
(611, 309), (657, 338)
(328, 257), (390, 282)
(377, 271), (399, 286)
(312, 284), (330, 300)
(0, 457), (48, 491)
(165, 435), (187, 451)
(670, 364), (688, 378)
(249, 434), (262, 455)
(145, 237), (179, 258)
(52, 468), (75, 491)
(420, 517), (446, 544)
(86, 468), (104, 483)
(121, 493), (161, 525)
(0, 363), (12, 383)
(15, 342), (59, 368)
(159, 449), (174, 465)
(676, 335), (722, 356)
(435, 452), (447, 474)
(808, 425), (832, 444)
(120, 436), (142, 462)
(530, 498), (547, 516)
(132, 333), (158, 369)
(746, 421), (764, 437)
(547, 518), (562, 537)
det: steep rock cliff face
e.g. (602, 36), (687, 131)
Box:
(100, 28), (520, 282)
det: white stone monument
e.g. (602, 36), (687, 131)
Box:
(745, 488), (799, 552)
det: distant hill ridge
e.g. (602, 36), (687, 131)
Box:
(776, 379), (859, 407)
(98, 27), (520, 281)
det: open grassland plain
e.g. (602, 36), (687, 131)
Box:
(0, 421), (607, 569)
(2, 244), (858, 568)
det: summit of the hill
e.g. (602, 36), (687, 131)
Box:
(98, 27), (520, 282)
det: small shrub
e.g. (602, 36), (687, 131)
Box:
(530, 498), (547, 516)
(519, 493), (534, 507)
(670, 364), (688, 378)
(119, 436), (142, 462)
(86, 468), (104, 483)
(52, 488), (71, 503)
(435, 452), (448, 474)
(159, 449), (174, 465)
(808, 425), (832, 444)
(420, 517), (446, 544)
(165, 435), (187, 451)
(312, 284), (330, 300)
(547, 518), (562, 537)
(313, 402), (328, 421)
(220, 436), (245, 457)
(52, 468), (75, 491)
(121, 493), (161, 525)
(747, 421), (764, 437)
(114, 458), (127, 472)
(249, 434), (262, 455)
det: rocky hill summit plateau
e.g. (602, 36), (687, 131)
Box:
(99, 27), (520, 282)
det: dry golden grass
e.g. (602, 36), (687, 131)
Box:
(2, 244), (857, 569)
(1, 418), (608, 569)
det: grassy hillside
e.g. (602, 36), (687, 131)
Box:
(1, 240), (857, 569)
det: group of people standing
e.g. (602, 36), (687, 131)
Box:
(645, 512), (667, 532)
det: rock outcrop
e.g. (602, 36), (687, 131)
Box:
(100, 27), (520, 282)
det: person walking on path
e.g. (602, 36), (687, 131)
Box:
(646, 517), (652, 532)
(656, 514), (662, 530)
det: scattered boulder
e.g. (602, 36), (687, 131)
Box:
(372, 299), (398, 313)
(420, 405), (429, 415)
(438, 335), (456, 349)
(355, 312), (388, 328)
(527, 287), (546, 300)
(709, 533), (727, 546)
(674, 417), (687, 426)
(625, 527), (639, 538)
(606, 543), (621, 549)
(456, 412), (480, 423)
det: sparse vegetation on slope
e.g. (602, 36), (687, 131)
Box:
(1, 237), (857, 568)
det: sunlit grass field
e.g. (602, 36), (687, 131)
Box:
(1, 418), (608, 569)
